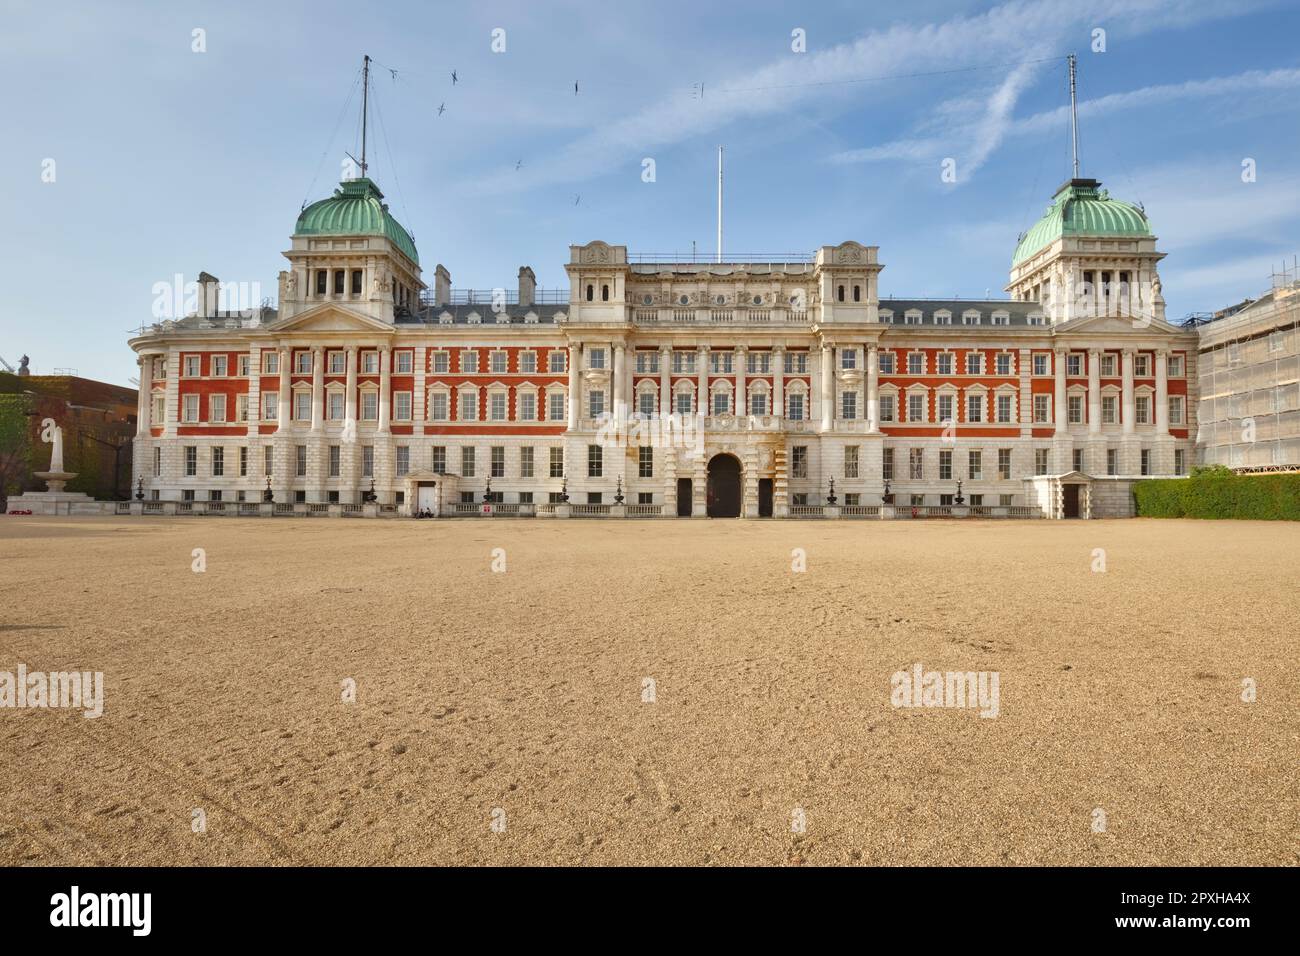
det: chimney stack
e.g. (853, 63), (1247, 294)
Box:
(197, 272), (221, 318)
(434, 264), (451, 307)
(518, 266), (536, 308)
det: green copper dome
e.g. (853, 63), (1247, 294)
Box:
(295, 177), (419, 265)
(1012, 178), (1152, 266)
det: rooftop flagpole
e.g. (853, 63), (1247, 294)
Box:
(717, 146), (724, 263)
(1068, 53), (1080, 179)
(360, 54), (371, 178)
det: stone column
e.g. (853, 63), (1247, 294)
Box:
(567, 344), (580, 430)
(1155, 349), (1169, 433)
(659, 345), (671, 418)
(820, 344), (834, 431)
(773, 345), (785, 420)
(1087, 348), (1101, 435)
(163, 347), (180, 439)
(276, 347), (291, 433)
(377, 347), (391, 435)
(1053, 347), (1067, 435)
(613, 343), (627, 427)
(697, 345), (709, 417)
(1121, 349), (1136, 435)
(866, 345), (879, 432)
(136, 354), (151, 435)
(310, 347), (324, 433)
(736, 345), (747, 417)
(342, 346), (359, 502)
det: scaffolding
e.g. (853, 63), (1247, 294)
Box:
(1196, 264), (1300, 470)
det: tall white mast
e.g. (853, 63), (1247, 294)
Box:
(716, 146), (724, 263)
(360, 54), (371, 178)
(1068, 53), (1080, 179)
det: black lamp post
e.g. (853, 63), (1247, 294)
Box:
(614, 476), (624, 505)
(954, 478), (965, 505)
(483, 477), (493, 503)
(362, 479), (376, 503)
(135, 477), (144, 501)
(263, 477), (274, 503)
(882, 479), (892, 505)
(826, 477), (837, 506)
(559, 477), (569, 503)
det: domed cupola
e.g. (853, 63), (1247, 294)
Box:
(295, 177), (419, 266)
(1007, 177), (1166, 326)
(1012, 178), (1151, 267)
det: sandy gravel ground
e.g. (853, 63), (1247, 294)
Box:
(0, 516), (1295, 866)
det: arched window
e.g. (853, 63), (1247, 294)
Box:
(837, 285), (845, 302)
(853, 284), (861, 302)
(586, 284), (594, 302)
(601, 284), (610, 301)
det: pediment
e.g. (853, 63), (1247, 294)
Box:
(265, 304), (394, 334)
(1056, 312), (1183, 337)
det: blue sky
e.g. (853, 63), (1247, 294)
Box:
(2, 0), (1298, 385)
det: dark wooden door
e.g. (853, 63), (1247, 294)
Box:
(676, 478), (693, 517)
(758, 478), (773, 517)
(1062, 483), (1080, 518)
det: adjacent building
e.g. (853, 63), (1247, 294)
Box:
(127, 174), (1199, 518)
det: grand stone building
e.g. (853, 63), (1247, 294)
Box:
(128, 174), (1199, 518)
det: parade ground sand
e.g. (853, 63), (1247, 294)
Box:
(0, 516), (1295, 867)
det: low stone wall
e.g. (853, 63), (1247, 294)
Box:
(1090, 479), (1137, 518)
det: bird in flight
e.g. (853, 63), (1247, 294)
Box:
(437, 103), (446, 116)
(515, 159), (523, 171)
(574, 81), (579, 96)
(573, 194), (581, 206)
(451, 70), (458, 85)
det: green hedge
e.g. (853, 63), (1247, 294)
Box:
(1134, 466), (1300, 519)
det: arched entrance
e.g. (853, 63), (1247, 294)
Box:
(706, 454), (742, 517)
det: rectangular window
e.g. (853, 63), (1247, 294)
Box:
(459, 350), (478, 373)
(211, 355), (228, 377)
(520, 392), (537, 421)
(1140, 449), (1151, 476)
(183, 355), (201, 377)
(589, 390), (605, 418)
(520, 447), (534, 478)
(328, 445), (341, 478)
(518, 351), (537, 374)
(236, 394), (249, 422)
(395, 351), (413, 374)
(882, 448), (894, 481)
(261, 392), (278, 421)
(490, 446), (505, 478)
(153, 395), (166, 424)
(351, 269), (362, 295)
(1167, 354), (1184, 377)
(1102, 395), (1118, 424)
(841, 349), (858, 371)
(966, 393), (983, 423)
(638, 493), (653, 505)
(239, 446), (248, 477)
(710, 352), (733, 374)
(549, 447), (564, 478)
(712, 391), (729, 416)
(431, 446), (446, 473)
(844, 446), (859, 479)
(1033, 354), (1049, 376)
(461, 446), (476, 478)
(967, 450), (982, 480)
(936, 353), (953, 375)
(548, 392), (566, 421)
(639, 391), (657, 417)
(937, 394), (954, 424)
(996, 354), (1012, 376)
(429, 393), (448, 421)
(548, 351), (567, 373)
(587, 444), (603, 478)
(749, 391), (766, 416)
(876, 352), (895, 374)
(362, 445), (374, 478)
(909, 448), (924, 480)
(1101, 354), (1117, 377)
(327, 392), (344, 421)
(639, 446), (654, 478)
(1033, 394), (1050, 423)
(791, 446), (808, 479)
(489, 393), (507, 421)
(184, 446), (197, 476)
(432, 352), (450, 374)
(747, 352), (770, 374)
(674, 351), (697, 374)
(209, 394), (227, 423)
(907, 353), (923, 374)
(295, 352), (313, 374)
(841, 392), (858, 419)
(1134, 355), (1150, 377)
(1067, 395), (1084, 424)
(328, 351), (346, 374)
(490, 351), (508, 374)
(264, 444), (273, 477)
(1135, 395), (1151, 424)
(457, 392), (475, 421)
(1066, 354), (1083, 377)
(998, 448), (1011, 480)
(263, 351), (279, 374)
(1107, 448), (1118, 475)
(293, 392), (311, 421)
(182, 394), (199, 423)
(1073, 449), (1084, 472)
(153, 446), (161, 477)
(907, 394), (924, 422)
(395, 446), (410, 477)
(588, 348), (606, 370)
(965, 353), (982, 375)
(996, 394), (1013, 423)
(1168, 396), (1184, 424)
(295, 445), (307, 477)
(1174, 449), (1186, 475)
(787, 393), (804, 420)
(938, 449), (952, 481)
(1035, 448), (1049, 474)
(877, 395), (894, 422)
